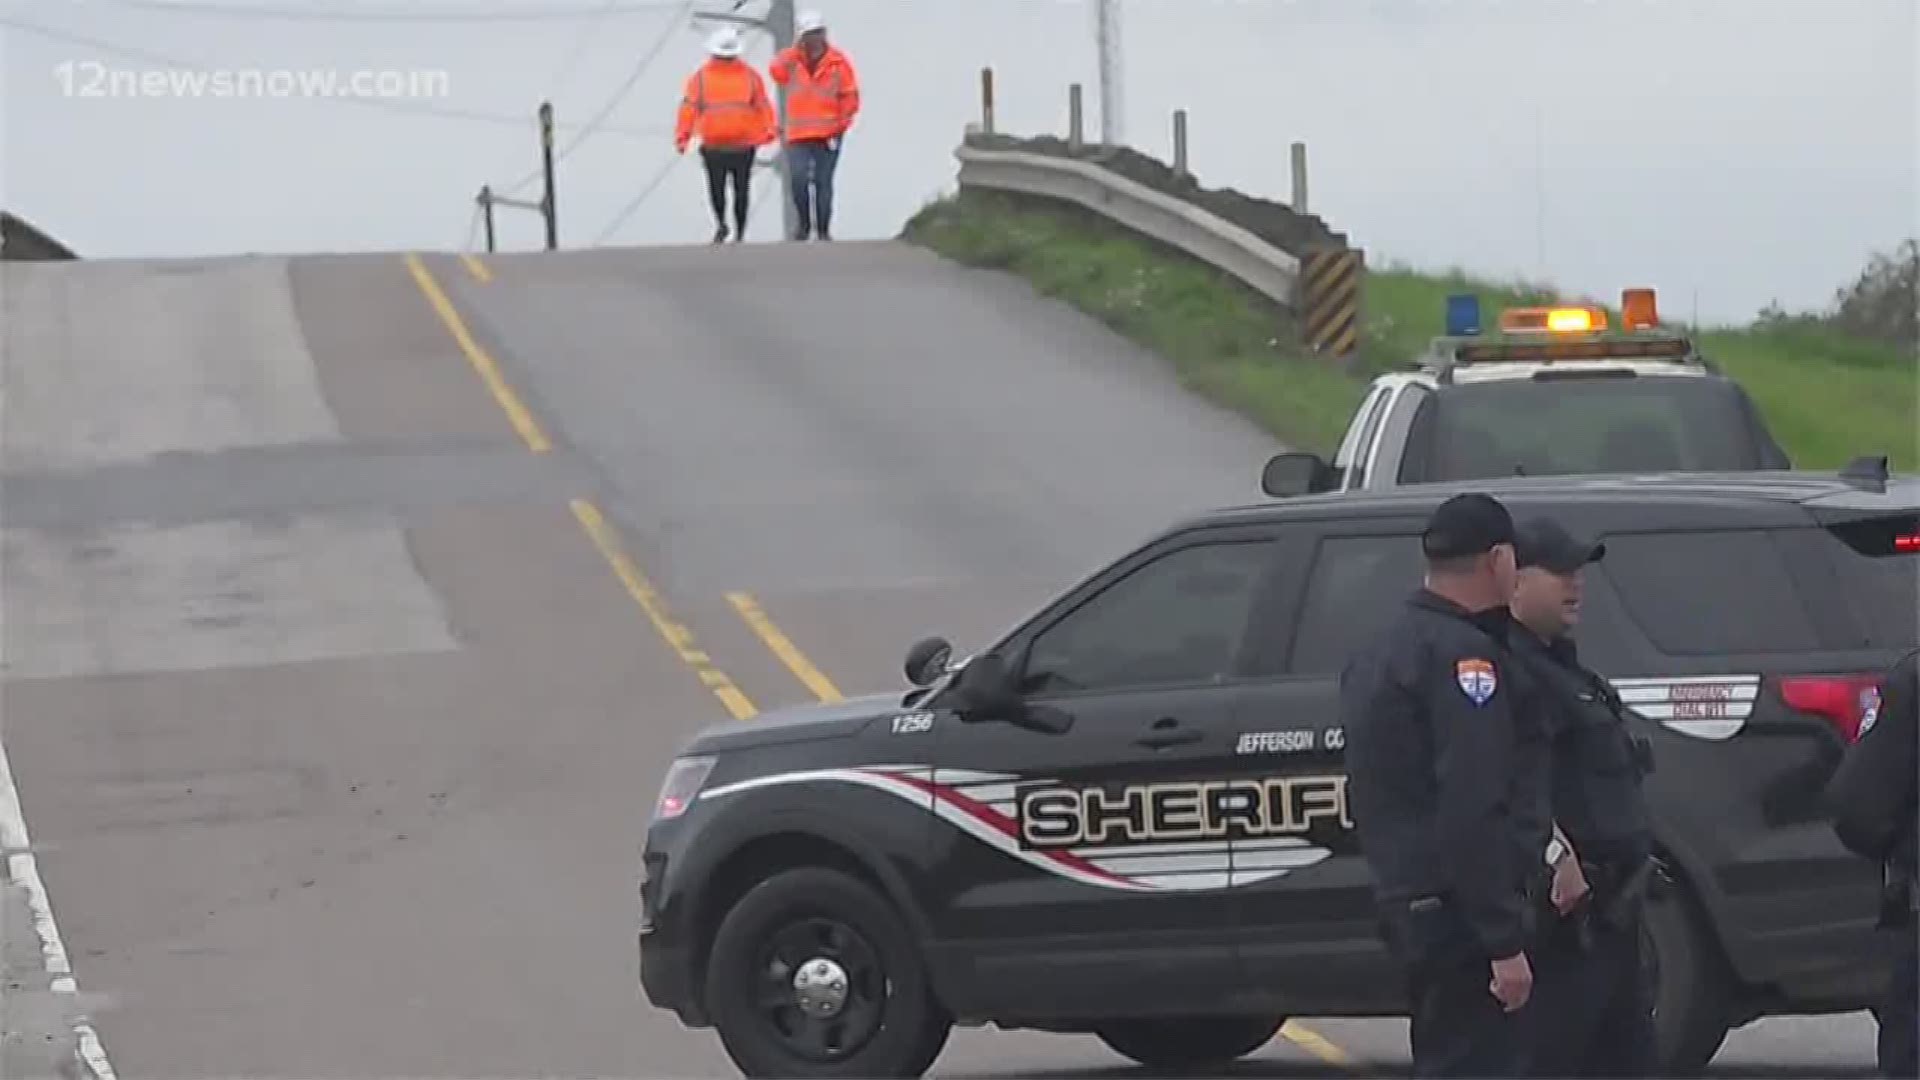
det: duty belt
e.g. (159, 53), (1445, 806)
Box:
(1578, 854), (1659, 931)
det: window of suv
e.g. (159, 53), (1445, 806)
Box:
(1397, 376), (1773, 482)
(1288, 533), (1425, 676)
(1021, 538), (1278, 695)
(1601, 530), (1825, 655)
(1813, 516), (1920, 649)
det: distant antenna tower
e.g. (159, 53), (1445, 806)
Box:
(1095, 0), (1123, 147)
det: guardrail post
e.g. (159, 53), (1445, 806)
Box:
(1172, 110), (1189, 180)
(980, 67), (995, 134)
(1299, 244), (1364, 368)
(1068, 84), (1084, 152)
(1290, 141), (1309, 214)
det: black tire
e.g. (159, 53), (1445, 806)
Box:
(1645, 879), (1735, 1076)
(1093, 1016), (1285, 1072)
(704, 867), (952, 1079)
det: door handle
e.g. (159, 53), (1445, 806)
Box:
(1135, 719), (1202, 750)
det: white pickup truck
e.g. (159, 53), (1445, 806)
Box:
(1260, 291), (1795, 498)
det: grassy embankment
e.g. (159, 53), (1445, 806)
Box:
(901, 189), (1918, 472)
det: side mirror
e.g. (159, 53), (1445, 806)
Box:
(903, 636), (954, 687)
(1261, 451), (1337, 498)
(950, 650), (1075, 735)
(952, 651), (1021, 718)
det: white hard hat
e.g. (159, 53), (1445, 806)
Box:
(707, 27), (744, 58)
(796, 9), (826, 33)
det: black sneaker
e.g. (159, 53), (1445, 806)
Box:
(712, 223), (729, 244)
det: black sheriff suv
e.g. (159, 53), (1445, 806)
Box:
(638, 462), (1918, 1079)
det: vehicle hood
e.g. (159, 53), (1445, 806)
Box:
(679, 691), (917, 754)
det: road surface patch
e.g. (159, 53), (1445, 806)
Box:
(1, 259), (342, 473)
(1, 513), (456, 680)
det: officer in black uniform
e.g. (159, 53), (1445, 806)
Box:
(1826, 646), (1918, 1079)
(1342, 492), (1553, 1078)
(1505, 516), (1660, 1077)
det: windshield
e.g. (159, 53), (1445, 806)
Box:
(1400, 376), (1771, 482)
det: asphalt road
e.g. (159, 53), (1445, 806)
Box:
(0, 242), (1880, 1079)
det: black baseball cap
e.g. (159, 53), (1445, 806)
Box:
(1421, 492), (1516, 560)
(1514, 516), (1606, 572)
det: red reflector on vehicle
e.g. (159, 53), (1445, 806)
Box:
(1895, 533), (1920, 553)
(1778, 673), (1882, 743)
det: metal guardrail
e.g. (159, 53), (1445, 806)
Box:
(947, 70), (1365, 364)
(955, 141), (1302, 310)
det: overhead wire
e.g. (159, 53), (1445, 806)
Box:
(589, 149), (683, 245)
(481, 0), (636, 194)
(494, 0), (694, 196)
(2, 14), (669, 137)
(74, 0), (700, 23)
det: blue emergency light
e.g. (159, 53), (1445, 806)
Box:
(1445, 294), (1482, 336)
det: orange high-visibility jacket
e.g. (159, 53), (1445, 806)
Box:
(767, 44), (859, 143)
(675, 59), (777, 151)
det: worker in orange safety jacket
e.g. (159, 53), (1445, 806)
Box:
(768, 9), (859, 240)
(675, 27), (777, 243)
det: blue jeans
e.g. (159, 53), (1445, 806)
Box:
(787, 137), (840, 237)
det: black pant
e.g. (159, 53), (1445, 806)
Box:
(1879, 924), (1917, 1079)
(700, 147), (752, 236)
(1524, 901), (1658, 1077)
(1379, 899), (1529, 1077)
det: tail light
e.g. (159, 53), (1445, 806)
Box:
(653, 755), (717, 821)
(1777, 674), (1882, 743)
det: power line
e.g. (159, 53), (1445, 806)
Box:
(480, 0), (631, 191)
(76, 0), (697, 23)
(496, 0), (693, 195)
(4, 15), (668, 137)
(591, 150), (682, 244)
(536, 0), (632, 102)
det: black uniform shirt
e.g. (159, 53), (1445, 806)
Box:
(1341, 587), (1554, 961)
(1509, 628), (1654, 867)
(1829, 648), (1919, 878)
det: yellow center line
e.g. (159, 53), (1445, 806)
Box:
(459, 252), (493, 283)
(402, 252), (549, 453)
(726, 592), (844, 703)
(1280, 1019), (1354, 1067)
(572, 499), (758, 722)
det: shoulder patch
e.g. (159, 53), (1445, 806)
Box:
(1455, 657), (1498, 706)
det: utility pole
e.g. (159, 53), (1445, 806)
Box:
(472, 103), (558, 251)
(694, 0), (796, 239)
(1094, 0), (1123, 148)
(539, 100), (558, 250)
(477, 185), (497, 252)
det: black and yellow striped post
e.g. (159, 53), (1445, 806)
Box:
(1298, 245), (1364, 365)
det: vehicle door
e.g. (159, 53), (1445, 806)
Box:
(1228, 515), (1430, 1015)
(918, 524), (1296, 1021)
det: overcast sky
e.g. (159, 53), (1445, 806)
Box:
(1, 0), (1913, 326)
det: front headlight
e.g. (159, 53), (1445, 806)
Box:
(652, 754), (717, 821)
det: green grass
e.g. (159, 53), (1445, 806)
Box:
(901, 189), (1919, 472)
